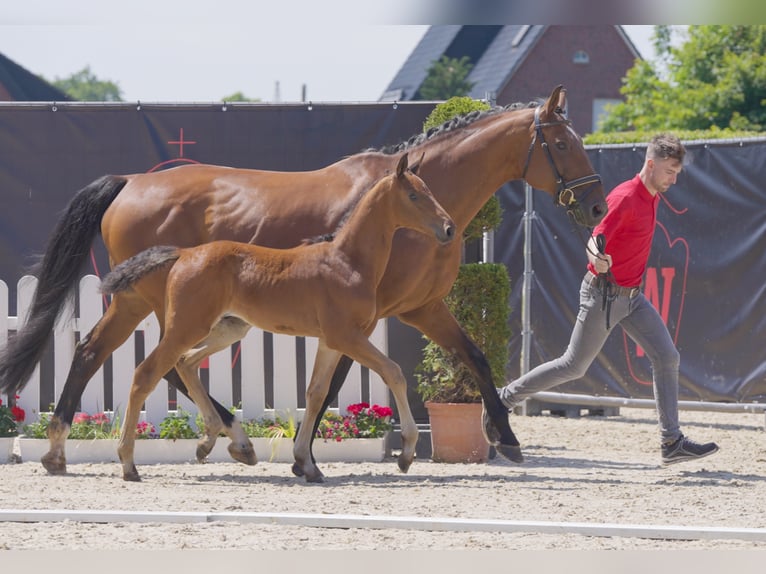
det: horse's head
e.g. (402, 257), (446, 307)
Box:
(522, 85), (607, 227)
(392, 152), (455, 245)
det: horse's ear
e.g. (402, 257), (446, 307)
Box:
(543, 85), (565, 117)
(409, 152), (425, 175)
(396, 152), (409, 178)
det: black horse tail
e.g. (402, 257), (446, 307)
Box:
(100, 246), (181, 294)
(0, 175), (129, 395)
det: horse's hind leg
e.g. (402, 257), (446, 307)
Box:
(175, 316), (256, 465)
(43, 293), (150, 474)
(399, 301), (523, 463)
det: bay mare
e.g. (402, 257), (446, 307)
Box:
(0, 85), (606, 474)
(100, 153), (454, 482)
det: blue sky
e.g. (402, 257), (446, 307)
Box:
(1, 2), (655, 103)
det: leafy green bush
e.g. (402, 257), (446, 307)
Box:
(416, 263), (511, 403)
(584, 129), (763, 145)
(158, 408), (199, 440)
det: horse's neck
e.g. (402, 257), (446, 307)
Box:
(417, 109), (530, 231)
(332, 185), (396, 283)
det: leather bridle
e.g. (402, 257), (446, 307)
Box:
(521, 106), (602, 220)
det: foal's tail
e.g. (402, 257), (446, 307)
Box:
(0, 175), (129, 395)
(100, 246), (181, 294)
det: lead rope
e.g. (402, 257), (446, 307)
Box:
(595, 234), (616, 330)
(566, 216), (615, 331)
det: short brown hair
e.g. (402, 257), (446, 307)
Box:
(647, 133), (685, 163)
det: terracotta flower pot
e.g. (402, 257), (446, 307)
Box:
(425, 401), (490, 463)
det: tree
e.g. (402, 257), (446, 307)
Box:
(50, 66), (122, 101)
(221, 91), (261, 102)
(418, 56), (475, 100)
(599, 26), (766, 132)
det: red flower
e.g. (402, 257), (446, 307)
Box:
(346, 402), (369, 416)
(11, 405), (25, 422)
(371, 405), (393, 418)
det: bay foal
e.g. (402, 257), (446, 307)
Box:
(101, 153), (454, 482)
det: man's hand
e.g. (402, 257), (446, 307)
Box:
(593, 252), (612, 274)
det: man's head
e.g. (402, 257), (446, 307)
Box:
(642, 133), (685, 195)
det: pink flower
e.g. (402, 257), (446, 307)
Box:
(73, 413), (91, 425)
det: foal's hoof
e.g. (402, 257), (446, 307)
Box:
(496, 443), (524, 463)
(41, 452), (67, 475)
(397, 454), (413, 474)
(228, 442), (257, 466)
(291, 462), (304, 477)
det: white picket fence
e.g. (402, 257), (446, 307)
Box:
(0, 275), (389, 427)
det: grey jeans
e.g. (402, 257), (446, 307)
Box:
(499, 273), (681, 444)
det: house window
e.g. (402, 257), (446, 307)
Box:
(573, 50), (590, 65)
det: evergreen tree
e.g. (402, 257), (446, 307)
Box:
(418, 56), (475, 100)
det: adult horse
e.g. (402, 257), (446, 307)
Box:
(101, 152), (454, 482)
(0, 85), (606, 473)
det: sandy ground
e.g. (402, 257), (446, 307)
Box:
(1, 406), (765, 551)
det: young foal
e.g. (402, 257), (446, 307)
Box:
(101, 153), (454, 482)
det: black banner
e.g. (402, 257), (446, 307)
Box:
(498, 140), (766, 403)
(0, 102), (435, 309)
(1, 103), (763, 405)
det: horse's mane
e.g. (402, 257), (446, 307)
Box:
(300, 100), (539, 245)
(371, 100), (539, 156)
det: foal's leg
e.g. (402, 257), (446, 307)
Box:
(292, 344), (343, 483)
(119, 341), (187, 481)
(399, 300), (523, 463)
(175, 317), (256, 465)
(43, 292), (150, 474)
(331, 334), (418, 474)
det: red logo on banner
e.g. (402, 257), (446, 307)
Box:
(623, 198), (689, 386)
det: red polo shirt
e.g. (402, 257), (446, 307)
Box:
(587, 174), (659, 287)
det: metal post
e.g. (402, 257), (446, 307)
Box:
(521, 182), (534, 376)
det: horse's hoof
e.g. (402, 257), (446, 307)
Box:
(481, 402), (501, 446)
(122, 469), (142, 482)
(291, 462), (305, 477)
(196, 444), (212, 463)
(41, 453), (67, 475)
(228, 443), (257, 466)
(397, 454), (413, 473)
(304, 472), (325, 484)
(496, 443), (524, 463)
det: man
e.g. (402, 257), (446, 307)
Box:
(488, 133), (719, 466)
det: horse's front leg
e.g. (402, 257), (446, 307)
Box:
(399, 300), (523, 463)
(292, 344), (343, 483)
(336, 334), (417, 473)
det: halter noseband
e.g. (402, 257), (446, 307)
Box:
(521, 106), (602, 209)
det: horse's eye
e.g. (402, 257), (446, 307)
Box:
(409, 192), (418, 201)
(556, 141), (567, 151)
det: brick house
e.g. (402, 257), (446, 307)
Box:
(381, 25), (641, 134)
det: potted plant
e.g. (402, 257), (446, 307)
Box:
(415, 97), (512, 463)
(0, 395), (25, 463)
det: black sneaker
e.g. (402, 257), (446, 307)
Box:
(661, 434), (719, 466)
